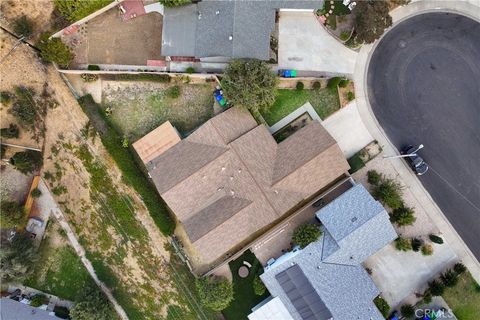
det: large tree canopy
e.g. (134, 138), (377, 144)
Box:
(221, 59), (278, 113)
(38, 35), (74, 68)
(353, 0), (392, 44)
(0, 233), (37, 284)
(196, 276), (233, 311)
(292, 223), (322, 249)
(0, 200), (26, 228)
(70, 287), (114, 320)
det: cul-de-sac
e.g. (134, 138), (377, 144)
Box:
(1, 0), (479, 319)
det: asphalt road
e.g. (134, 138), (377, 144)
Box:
(367, 12), (480, 259)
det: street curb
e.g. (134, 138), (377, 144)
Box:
(353, 0), (480, 283)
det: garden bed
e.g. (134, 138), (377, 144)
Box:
(273, 113), (312, 142)
(261, 87), (340, 126)
(443, 272), (480, 320)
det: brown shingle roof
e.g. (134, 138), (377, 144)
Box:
(147, 108), (349, 266)
(132, 121), (181, 164)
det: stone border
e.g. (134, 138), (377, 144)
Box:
(354, 0), (480, 283)
(268, 102), (321, 134)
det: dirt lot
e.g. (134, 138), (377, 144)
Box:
(63, 8), (163, 66)
(1, 31), (215, 320)
(102, 80), (215, 140)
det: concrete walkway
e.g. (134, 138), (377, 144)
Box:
(278, 11), (357, 75)
(37, 179), (129, 320)
(321, 101), (373, 158)
(354, 0), (480, 284)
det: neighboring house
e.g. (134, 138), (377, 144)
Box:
(249, 184), (397, 320)
(137, 108), (349, 273)
(161, 0), (323, 60)
(0, 298), (60, 320)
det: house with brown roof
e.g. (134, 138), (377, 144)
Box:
(137, 108), (349, 274)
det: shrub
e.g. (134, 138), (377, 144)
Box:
(30, 294), (48, 307)
(0, 200), (26, 228)
(196, 276), (233, 311)
(338, 79), (350, 88)
(411, 238), (422, 252)
(296, 81), (304, 91)
(372, 178), (403, 209)
(31, 188), (42, 198)
(159, 0), (191, 7)
(441, 269), (459, 287)
(347, 91), (355, 101)
(166, 85), (181, 99)
(422, 291), (432, 304)
(453, 262), (467, 275)
(10, 87), (37, 125)
(429, 234), (444, 244)
(81, 73), (99, 82)
(1, 91), (13, 104)
(421, 244), (433, 256)
(53, 306), (70, 319)
(395, 237), (412, 251)
(354, 0), (392, 44)
(347, 152), (365, 173)
(10, 150), (43, 174)
(367, 170), (382, 186)
(401, 304), (415, 318)
(292, 223), (322, 248)
(53, 0), (113, 22)
(87, 64), (101, 71)
(312, 81), (321, 90)
(1, 124), (20, 139)
(340, 31), (350, 41)
(0, 233), (37, 284)
(373, 296), (390, 318)
(253, 275), (266, 296)
(0, 145), (6, 159)
(38, 35), (73, 67)
(327, 77), (343, 89)
(13, 15), (33, 37)
(185, 66), (195, 74)
(221, 59), (278, 113)
(391, 206), (416, 226)
(429, 279), (445, 296)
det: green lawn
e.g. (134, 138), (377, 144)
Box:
(261, 88), (340, 126)
(443, 272), (480, 320)
(25, 235), (95, 301)
(223, 251), (269, 320)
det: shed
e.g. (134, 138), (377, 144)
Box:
(132, 121), (181, 164)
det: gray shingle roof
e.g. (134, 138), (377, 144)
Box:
(0, 298), (60, 320)
(259, 184), (397, 320)
(161, 0), (324, 59)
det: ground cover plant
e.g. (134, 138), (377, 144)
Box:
(442, 271), (480, 320)
(54, 0), (113, 22)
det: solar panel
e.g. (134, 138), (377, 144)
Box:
(275, 265), (333, 320)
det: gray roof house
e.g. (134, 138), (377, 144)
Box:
(161, 0), (324, 60)
(0, 298), (61, 320)
(249, 183), (397, 320)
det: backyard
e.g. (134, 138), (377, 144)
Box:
(102, 80), (215, 140)
(443, 272), (480, 320)
(223, 251), (269, 320)
(261, 87), (340, 126)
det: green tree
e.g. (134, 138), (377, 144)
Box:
(428, 279), (445, 296)
(54, 0), (113, 22)
(367, 170), (382, 186)
(13, 15), (33, 37)
(221, 59), (278, 113)
(0, 233), (37, 284)
(395, 237), (412, 251)
(10, 150), (43, 174)
(0, 124), (20, 139)
(353, 0), (392, 44)
(253, 275), (266, 296)
(372, 178), (403, 209)
(30, 294), (48, 307)
(400, 304), (415, 318)
(195, 276), (233, 311)
(441, 269), (459, 287)
(292, 223), (321, 248)
(391, 206), (416, 226)
(9, 87), (38, 126)
(0, 200), (26, 228)
(429, 234), (444, 244)
(453, 262), (467, 275)
(422, 290), (432, 304)
(159, 0), (191, 7)
(70, 287), (114, 320)
(38, 35), (73, 67)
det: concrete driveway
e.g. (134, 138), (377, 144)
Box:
(278, 11), (357, 75)
(364, 242), (457, 307)
(321, 102), (373, 158)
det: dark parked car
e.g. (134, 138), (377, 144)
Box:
(401, 145), (429, 175)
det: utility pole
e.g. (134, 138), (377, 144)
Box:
(383, 144), (424, 159)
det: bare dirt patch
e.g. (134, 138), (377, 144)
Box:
(63, 7), (163, 66)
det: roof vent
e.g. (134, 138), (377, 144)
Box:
(221, 166), (226, 171)
(215, 10), (220, 15)
(230, 175), (234, 180)
(351, 217), (357, 222)
(203, 174), (207, 179)
(198, 12), (202, 20)
(230, 190), (235, 196)
(228, 35), (233, 41)
(274, 190), (279, 195)
(217, 187), (224, 191)
(238, 168), (242, 173)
